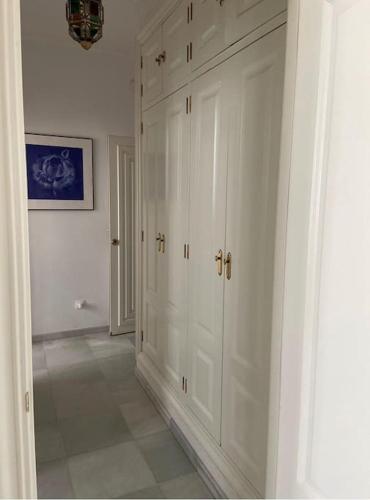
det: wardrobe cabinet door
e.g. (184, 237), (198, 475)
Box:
(142, 26), (163, 109)
(221, 26), (286, 494)
(142, 103), (166, 371)
(162, 87), (190, 398)
(187, 65), (228, 442)
(225, 0), (287, 46)
(191, 0), (227, 70)
(163, 0), (190, 96)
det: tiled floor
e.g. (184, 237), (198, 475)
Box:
(33, 332), (213, 499)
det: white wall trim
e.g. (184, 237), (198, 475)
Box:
(0, 1), (37, 497)
(265, 0), (300, 497)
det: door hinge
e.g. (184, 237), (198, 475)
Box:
(25, 391), (30, 413)
(141, 230), (144, 242)
(141, 330), (144, 343)
(184, 378), (188, 394)
(182, 376), (185, 391)
(141, 83), (143, 97)
(141, 55), (143, 69)
(141, 122), (144, 135)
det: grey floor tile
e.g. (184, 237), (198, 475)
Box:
(49, 359), (104, 386)
(126, 332), (136, 346)
(52, 380), (117, 419)
(86, 333), (135, 359)
(138, 430), (195, 483)
(111, 375), (149, 406)
(120, 398), (167, 438)
(33, 369), (57, 429)
(60, 412), (133, 456)
(33, 343), (47, 370)
(118, 485), (164, 499)
(160, 473), (213, 499)
(37, 459), (74, 499)
(68, 441), (156, 499)
(44, 338), (94, 368)
(35, 423), (65, 464)
(98, 353), (136, 390)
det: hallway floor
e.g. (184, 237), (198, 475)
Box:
(33, 332), (213, 499)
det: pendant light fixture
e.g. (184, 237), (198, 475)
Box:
(66, 0), (104, 50)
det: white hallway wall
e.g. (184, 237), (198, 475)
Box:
(22, 40), (135, 337)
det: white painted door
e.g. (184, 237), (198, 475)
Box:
(162, 86), (190, 398)
(142, 103), (166, 370)
(187, 64), (228, 441)
(191, 0), (227, 70)
(109, 136), (136, 336)
(221, 26), (286, 495)
(276, 1), (370, 498)
(225, 0), (287, 46)
(163, 0), (190, 96)
(142, 26), (163, 109)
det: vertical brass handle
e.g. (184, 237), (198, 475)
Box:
(224, 252), (232, 280)
(160, 234), (166, 253)
(214, 250), (223, 276)
(156, 233), (162, 252)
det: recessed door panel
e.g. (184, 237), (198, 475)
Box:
(192, 0), (227, 69)
(221, 26), (286, 494)
(142, 102), (165, 370)
(187, 65), (228, 442)
(163, 0), (190, 95)
(162, 87), (190, 396)
(142, 26), (163, 109)
(225, 0), (287, 46)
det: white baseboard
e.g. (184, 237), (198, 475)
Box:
(32, 325), (109, 343)
(136, 352), (261, 500)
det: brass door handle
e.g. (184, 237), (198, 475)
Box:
(215, 249), (223, 276)
(155, 55), (162, 66)
(159, 50), (166, 63)
(111, 238), (120, 246)
(160, 234), (166, 253)
(156, 233), (162, 252)
(224, 252), (232, 280)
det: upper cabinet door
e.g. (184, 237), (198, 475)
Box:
(186, 64), (228, 442)
(161, 86), (190, 399)
(221, 26), (286, 495)
(163, 0), (191, 95)
(142, 26), (163, 109)
(142, 102), (166, 371)
(191, 0), (227, 70)
(225, 0), (287, 46)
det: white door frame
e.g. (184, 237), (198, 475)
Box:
(1, 0), (319, 497)
(0, 1), (37, 498)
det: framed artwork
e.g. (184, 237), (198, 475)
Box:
(25, 134), (93, 210)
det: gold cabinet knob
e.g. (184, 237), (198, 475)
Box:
(215, 249), (223, 276)
(224, 252), (232, 280)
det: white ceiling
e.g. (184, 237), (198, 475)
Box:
(21, 0), (163, 54)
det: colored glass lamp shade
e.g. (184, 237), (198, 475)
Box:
(66, 0), (104, 50)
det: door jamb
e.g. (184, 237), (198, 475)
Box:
(0, 1), (37, 498)
(2, 0), (302, 497)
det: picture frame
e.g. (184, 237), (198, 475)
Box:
(25, 134), (93, 210)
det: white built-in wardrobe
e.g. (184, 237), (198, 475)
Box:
(136, 1), (287, 497)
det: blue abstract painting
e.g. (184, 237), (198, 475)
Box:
(26, 144), (84, 200)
